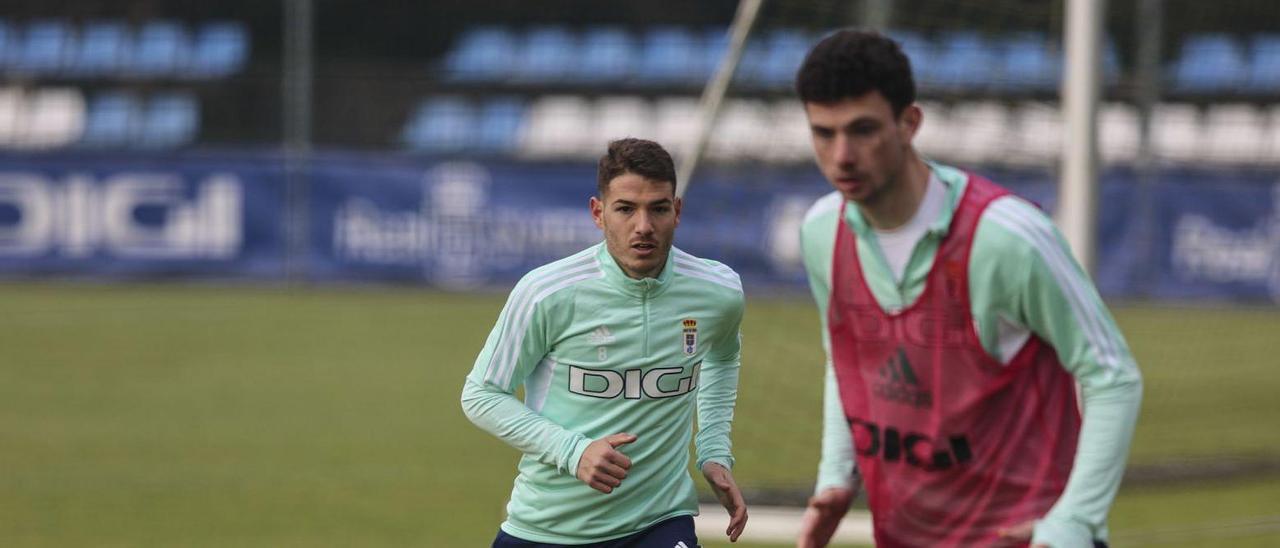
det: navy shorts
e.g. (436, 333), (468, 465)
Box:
(492, 515), (698, 548)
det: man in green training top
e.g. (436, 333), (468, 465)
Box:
(462, 138), (748, 547)
(792, 30), (1142, 548)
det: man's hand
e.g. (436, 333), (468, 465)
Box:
(702, 462), (748, 542)
(797, 487), (855, 548)
(575, 433), (636, 494)
(998, 520), (1048, 548)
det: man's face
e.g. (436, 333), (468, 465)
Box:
(590, 173), (681, 280)
(804, 92), (921, 206)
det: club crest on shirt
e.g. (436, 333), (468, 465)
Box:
(682, 318), (698, 356)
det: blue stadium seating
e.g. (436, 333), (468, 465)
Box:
(443, 26), (515, 82)
(1247, 34), (1280, 92)
(577, 26), (634, 83)
(754, 29), (809, 89)
(931, 32), (999, 90)
(701, 27), (729, 82)
(1000, 32), (1061, 91)
(68, 20), (129, 77)
(474, 97), (525, 153)
(80, 92), (139, 147)
(0, 19), (12, 71)
(516, 26), (575, 82)
(638, 26), (700, 85)
(888, 30), (936, 88)
(188, 21), (248, 79)
(136, 93), (198, 148)
(14, 19), (72, 75)
(402, 97), (475, 152)
(131, 20), (191, 77)
(1172, 34), (1247, 92)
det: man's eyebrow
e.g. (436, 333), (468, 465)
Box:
(610, 198), (672, 206)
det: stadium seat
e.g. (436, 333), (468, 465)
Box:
(68, 20), (130, 77)
(912, 101), (958, 161)
(1152, 103), (1202, 163)
(131, 20), (191, 78)
(23, 88), (86, 149)
(592, 96), (652, 145)
(708, 99), (770, 162)
(473, 97), (525, 154)
(652, 96), (699, 154)
(516, 26), (575, 82)
(14, 19), (73, 75)
(754, 29), (809, 89)
(136, 93), (198, 149)
(731, 36), (769, 88)
(1099, 102), (1140, 165)
(1000, 32), (1061, 92)
(1172, 34), (1247, 93)
(638, 27), (701, 85)
(1203, 104), (1264, 165)
(519, 95), (593, 158)
(442, 26), (515, 82)
(947, 101), (1008, 164)
(0, 87), (21, 146)
(0, 20), (11, 72)
(763, 99), (812, 163)
(932, 32), (999, 90)
(80, 91), (140, 147)
(888, 30), (938, 89)
(1010, 102), (1061, 166)
(577, 27), (635, 84)
(189, 21), (248, 79)
(1246, 34), (1280, 92)
(700, 27), (730, 83)
(402, 96), (475, 153)
(1264, 105), (1280, 166)
(1103, 40), (1122, 85)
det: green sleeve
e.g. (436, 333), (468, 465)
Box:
(800, 195), (859, 494)
(975, 197), (1143, 547)
(460, 281), (591, 475)
(695, 290), (744, 471)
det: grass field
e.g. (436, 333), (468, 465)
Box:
(2, 282), (1278, 547)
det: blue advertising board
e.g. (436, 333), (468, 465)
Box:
(0, 151), (1276, 303)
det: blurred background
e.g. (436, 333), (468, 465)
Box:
(1, 0), (1278, 546)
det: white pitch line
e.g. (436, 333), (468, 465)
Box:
(695, 504), (873, 545)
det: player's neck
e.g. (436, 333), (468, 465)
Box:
(858, 154), (930, 231)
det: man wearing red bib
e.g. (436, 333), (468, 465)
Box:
(793, 30), (1142, 548)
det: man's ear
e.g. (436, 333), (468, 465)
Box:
(589, 196), (605, 229)
(900, 103), (923, 143)
(673, 196), (682, 227)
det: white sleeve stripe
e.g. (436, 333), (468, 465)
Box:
(674, 259), (741, 288)
(986, 202), (1120, 370)
(494, 269), (603, 387)
(984, 202), (1123, 372)
(673, 249), (738, 279)
(485, 253), (595, 383)
(489, 258), (599, 386)
(673, 256), (743, 290)
(484, 255), (598, 386)
(676, 265), (744, 291)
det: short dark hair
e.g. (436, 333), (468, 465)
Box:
(596, 138), (677, 196)
(795, 29), (916, 116)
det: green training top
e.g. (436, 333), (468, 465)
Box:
(800, 162), (1143, 548)
(461, 242), (744, 544)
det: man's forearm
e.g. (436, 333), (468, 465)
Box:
(460, 377), (591, 474)
(1033, 375), (1143, 546)
(696, 359), (740, 470)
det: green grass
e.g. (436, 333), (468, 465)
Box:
(1, 283), (1278, 547)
